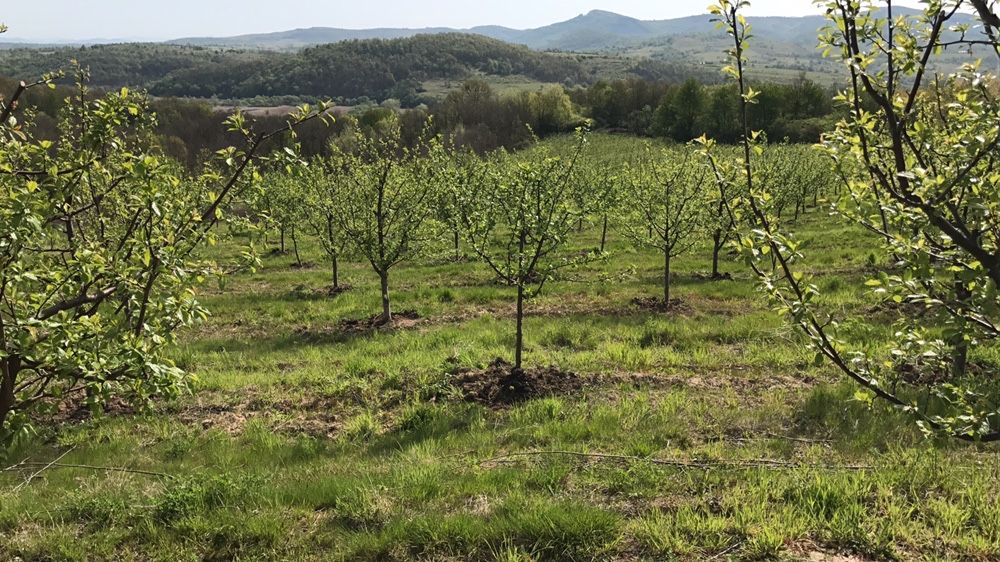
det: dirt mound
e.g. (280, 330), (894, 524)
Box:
(631, 296), (691, 313)
(451, 358), (590, 407)
(325, 284), (353, 296)
(338, 309), (422, 332)
(692, 272), (734, 281)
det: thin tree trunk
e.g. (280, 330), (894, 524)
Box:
(280, 227), (286, 253)
(291, 228), (302, 266)
(0, 356), (19, 432)
(600, 215), (609, 253)
(453, 229), (460, 260)
(515, 283), (525, 371)
(378, 270), (392, 325)
(712, 230), (722, 278)
(663, 248), (671, 305)
(327, 216), (339, 289)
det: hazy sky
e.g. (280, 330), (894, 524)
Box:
(2, 0), (832, 41)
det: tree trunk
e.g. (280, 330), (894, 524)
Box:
(600, 215), (609, 253)
(453, 229), (460, 260)
(515, 283), (525, 371)
(577, 217), (584, 232)
(663, 248), (671, 305)
(712, 230), (722, 278)
(280, 227), (286, 253)
(378, 270), (392, 325)
(291, 228), (302, 266)
(327, 216), (339, 289)
(0, 356), (19, 433)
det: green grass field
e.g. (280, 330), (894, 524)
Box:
(2, 136), (999, 562)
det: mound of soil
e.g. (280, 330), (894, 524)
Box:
(631, 296), (691, 313)
(692, 272), (734, 281)
(324, 284), (353, 297)
(338, 309), (422, 332)
(451, 358), (589, 407)
(289, 261), (317, 270)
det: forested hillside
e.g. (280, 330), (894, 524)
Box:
(0, 34), (595, 103)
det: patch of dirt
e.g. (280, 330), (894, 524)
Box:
(801, 550), (873, 562)
(631, 296), (692, 314)
(293, 310), (424, 342)
(289, 261), (317, 270)
(287, 284), (354, 301)
(450, 358), (592, 407)
(692, 271), (734, 281)
(177, 393), (342, 438)
(55, 395), (137, 423)
(429, 254), (474, 265)
(338, 309), (422, 331)
(865, 299), (928, 318)
(324, 284), (353, 297)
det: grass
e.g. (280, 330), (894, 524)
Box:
(2, 136), (999, 561)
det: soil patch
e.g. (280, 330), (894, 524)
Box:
(55, 396), (137, 424)
(692, 272), (734, 281)
(176, 392), (342, 437)
(450, 358), (592, 407)
(289, 261), (317, 270)
(337, 309), (422, 332)
(631, 296), (692, 314)
(324, 284), (353, 297)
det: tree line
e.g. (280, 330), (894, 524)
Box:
(0, 35), (590, 106)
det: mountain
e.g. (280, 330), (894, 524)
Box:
(170, 27), (459, 50)
(163, 9), (830, 51)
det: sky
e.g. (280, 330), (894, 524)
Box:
(1, 0), (831, 42)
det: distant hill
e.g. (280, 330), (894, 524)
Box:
(0, 8), (985, 103)
(162, 9), (823, 52)
(0, 34), (606, 103)
(163, 8), (973, 53)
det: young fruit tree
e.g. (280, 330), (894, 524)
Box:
(331, 118), (444, 325)
(703, 145), (742, 279)
(302, 162), (351, 291)
(707, 0), (1000, 441)
(619, 147), (707, 306)
(576, 158), (622, 254)
(454, 134), (601, 371)
(0, 66), (328, 446)
(261, 171), (310, 266)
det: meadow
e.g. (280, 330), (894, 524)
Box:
(1, 135), (998, 562)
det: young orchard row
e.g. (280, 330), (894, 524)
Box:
(246, 121), (836, 371)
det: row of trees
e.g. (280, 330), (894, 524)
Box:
(5, 71), (840, 174)
(250, 118), (834, 373)
(571, 76), (838, 142)
(0, 34), (589, 106)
